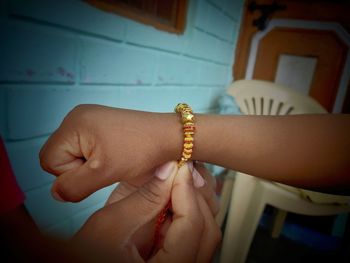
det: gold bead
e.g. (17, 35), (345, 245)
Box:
(184, 137), (194, 142)
(184, 148), (193, 154)
(183, 122), (195, 127)
(184, 142), (193, 149)
(182, 152), (191, 159)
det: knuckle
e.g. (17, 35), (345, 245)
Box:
(137, 180), (164, 206)
(196, 164), (216, 189)
(116, 182), (138, 197)
(88, 209), (103, 223)
(198, 187), (220, 216)
(212, 197), (220, 216)
(66, 104), (92, 124)
(207, 217), (222, 244)
(190, 210), (204, 232)
(38, 135), (62, 176)
(39, 155), (49, 171)
(213, 225), (222, 244)
(39, 147), (53, 173)
(71, 104), (89, 114)
(86, 208), (111, 231)
(91, 208), (109, 222)
(38, 147), (45, 163)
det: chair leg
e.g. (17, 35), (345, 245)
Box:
(271, 209), (287, 239)
(215, 171), (235, 228)
(220, 174), (266, 263)
(332, 213), (349, 238)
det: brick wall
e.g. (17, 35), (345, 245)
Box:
(0, 0), (244, 238)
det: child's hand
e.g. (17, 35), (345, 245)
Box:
(39, 104), (181, 202)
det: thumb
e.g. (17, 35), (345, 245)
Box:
(104, 161), (178, 237)
(150, 163), (204, 263)
(72, 161), (178, 262)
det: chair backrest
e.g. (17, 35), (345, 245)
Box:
(227, 80), (327, 115)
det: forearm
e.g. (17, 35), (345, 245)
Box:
(160, 113), (350, 189)
(40, 105), (350, 201)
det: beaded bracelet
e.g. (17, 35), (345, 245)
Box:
(174, 103), (195, 167)
(150, 103), (195, 257)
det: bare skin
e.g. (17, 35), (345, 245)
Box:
(193, 113), (350, 191)
(34, 104), (350, 262)
(1, 162), (220, 263)
(40, 104), (350, 202)
(3, 104), (222, 262)
(72, 162), (221, 263)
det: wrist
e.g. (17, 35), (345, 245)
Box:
(154, 111), (211, 165)
(191, 113), (209, 162)
(151, 110), (217, 166)
(154, 113), (184, 164)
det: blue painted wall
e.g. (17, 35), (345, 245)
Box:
(0, 0), (244, 238)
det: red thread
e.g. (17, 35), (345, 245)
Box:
(149, 200), (172, 258)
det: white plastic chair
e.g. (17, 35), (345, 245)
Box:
(220, 80), (350, 263)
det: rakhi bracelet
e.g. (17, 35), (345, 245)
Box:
(150, 103), (195, 258)
(174, 103), (195, 167)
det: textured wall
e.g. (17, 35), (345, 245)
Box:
(0, 0), (244, 238)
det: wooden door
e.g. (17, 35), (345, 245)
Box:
(234, 0), (350, 113)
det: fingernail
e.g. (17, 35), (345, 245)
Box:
(52, 191), (66, 202)
(155, 162), (176, 180)
(193, 168), (206, 188)
(187, 161), (194, 173)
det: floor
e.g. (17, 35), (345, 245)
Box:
(215, 206), (350, 263)
(246, 227), (348, 263)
